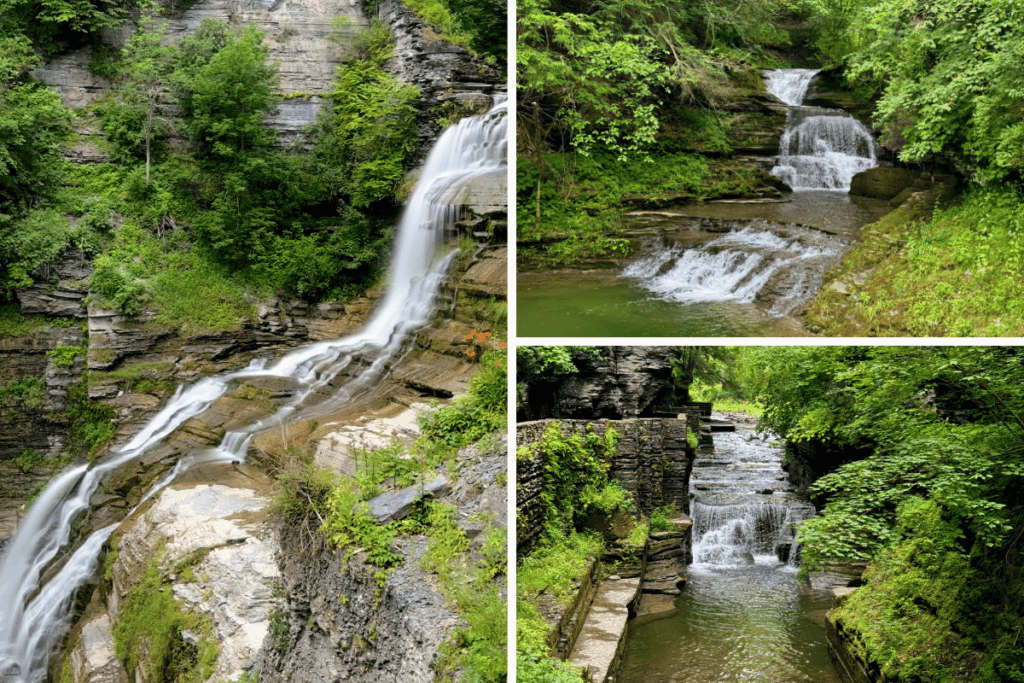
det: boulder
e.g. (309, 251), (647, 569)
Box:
(364, 475), (451, 523)
(68, 614), (129, 683)
(849, 167), (920, 200)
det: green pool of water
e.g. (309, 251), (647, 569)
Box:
(516, 270), (810, 337)
(618, 562), (840, 683)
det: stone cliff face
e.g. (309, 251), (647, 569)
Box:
(520, 347), (676, 421)
(516, 417), (694, 559)
(35, 0), (505, 161)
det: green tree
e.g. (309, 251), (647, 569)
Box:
(100, 22), (176, 186)
(0, 82), (73, 225)
(841, 0), (1024, 181)
(182, 24), (279, 163)
(321, 20), (419, 208)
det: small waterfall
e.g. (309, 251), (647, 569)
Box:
(622, 224), (846, 316)
(766, 68), (877, 191)
(689, 421), (814, 568)
(0, 99), (506, 683)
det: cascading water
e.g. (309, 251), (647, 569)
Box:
(622, 223), (848, 316)
(767, 68), (878, 191)
(0, 98), (507, 683)
(689, 421), (815, 567)
(618, 415), (839, 683)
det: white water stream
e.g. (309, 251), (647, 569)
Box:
(622, 224), (847, 317)
(767, 68), (877, 191)
(0, 98), (507, 683)
(689, 420), (815, 568)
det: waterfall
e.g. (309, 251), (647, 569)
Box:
(766, 69), (877, 191)
(0, 98), (507, 683)
(622, 224), (846, 316)
(689, 422), (814, 568)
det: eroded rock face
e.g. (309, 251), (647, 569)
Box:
(67, 613), (128, 683)
(521, 347), (675, 420)
(257, 443), (506, 683)
(378, 0), (506, 163)
(849, 167), (920, 200)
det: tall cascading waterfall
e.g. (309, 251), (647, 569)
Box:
(689, 418), (815, 567)
(766, 68), (878, 191)
(0, 98), (507, 683)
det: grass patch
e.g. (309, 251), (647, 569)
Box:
(113, 557), (218, 683)
(0, 304), (76, 338)
(517, 530), (604, 652)
(806, 186), (1024, 336)
(517, 151), (778, 267)
(0, 376), (46, 409)
(47, 344), (85, 368)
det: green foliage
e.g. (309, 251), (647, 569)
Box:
(67, 378), (116, 458)
(419, 348), (507, 450)
(0, 209), (71, 297)
(321, 476), (403, 573)
(0, 304), (75, 337)
(402, 0), (472, 47)
(517, 649), (586, 683)
(181, 24), (278, 162)
(516, 529), (604, 651)
(0, 0), (127, 56)
(12, 449), (47, 473)
(353, 440), (422, 496)
(516, 151), (773, 266)
(840, 0), (1024, 181)
(442, 0), (506, 63)
(268, 608), (290, 653)
(807, 187), (1024, 337)
(649, 504), (676, 533)
(321, 20), (419, 208)
(47, 344), (85, 368)
(0, 376), (46, 409)
(0, 83), (73, 233)
(113, 558), (218, 683)
(832, 496), (1024, 682)
(752, 346), (1024, 569)
(530, 422), (627, 540)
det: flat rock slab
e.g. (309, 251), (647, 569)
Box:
(389, 350), (478, 397)
(365, 475), (451, 523)
(568, 576), (640, 683)
(314, 401), (435, 475)
(461, 246), (508, 297)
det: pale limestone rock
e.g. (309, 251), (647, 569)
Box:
(314, 402), (433, 474)
(113, 482), (281, 683)
(69, 614), (128, 683)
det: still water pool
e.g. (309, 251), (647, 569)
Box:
(618, 561), (840, 683)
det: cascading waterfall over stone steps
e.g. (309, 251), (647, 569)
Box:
(619, 70), (878, 318)
(0, 98), (506, 683)
(767, 68), (878, 191)
(623, 224), (846, 315)
(689, 418), (815, 568)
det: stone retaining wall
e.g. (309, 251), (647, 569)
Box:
(516, 417), (694, 560)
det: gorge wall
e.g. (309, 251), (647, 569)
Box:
(36, 0), (505, 162)
(518, 347), (677, 422)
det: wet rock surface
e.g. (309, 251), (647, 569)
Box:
(567, 576), (641, 683)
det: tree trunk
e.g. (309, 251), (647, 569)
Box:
(145, 99), (154, 187)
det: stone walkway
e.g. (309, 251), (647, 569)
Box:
(567, 576), (640, 683)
